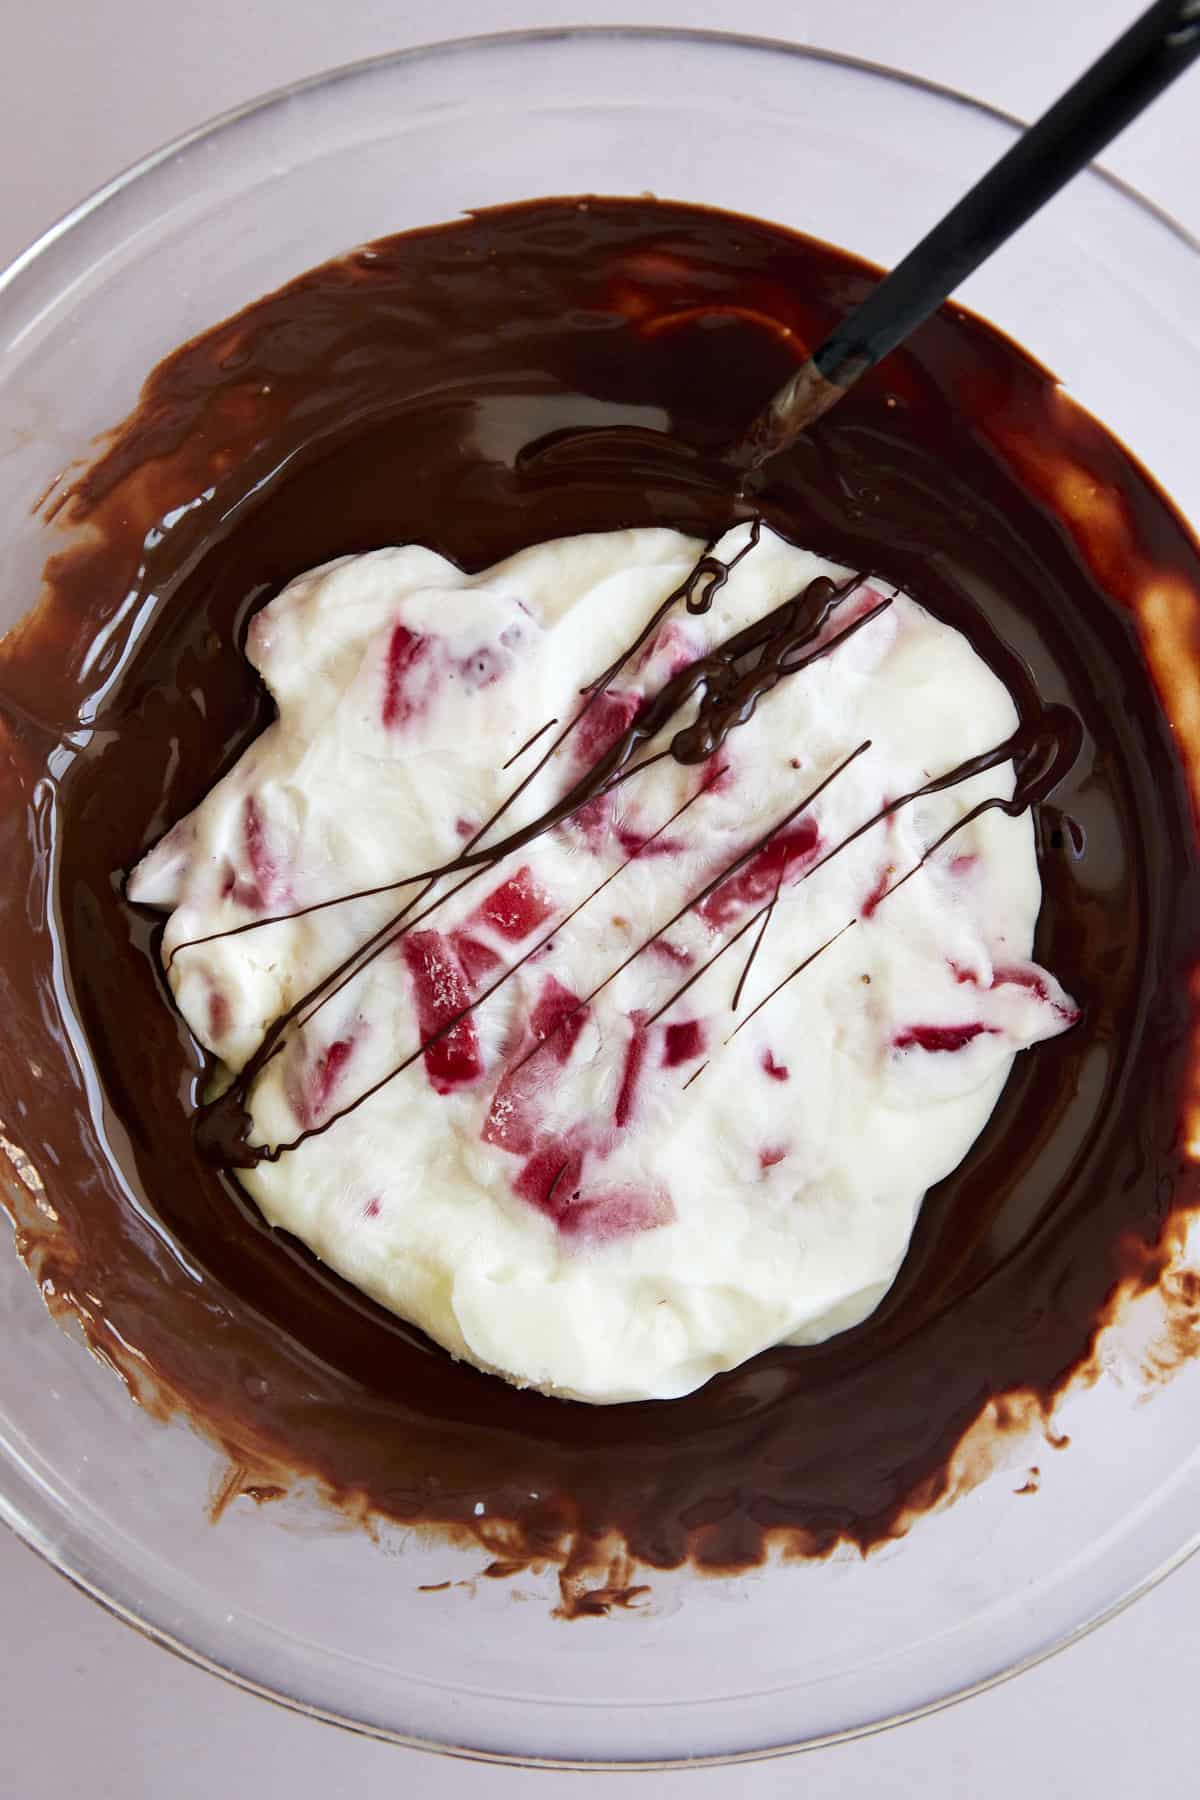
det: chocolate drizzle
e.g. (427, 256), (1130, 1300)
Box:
(2, 197), (1200, 1590)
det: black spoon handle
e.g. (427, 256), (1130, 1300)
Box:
(735, 0), (1200, 467)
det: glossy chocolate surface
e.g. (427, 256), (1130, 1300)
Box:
(2, 197), (1199, 1593)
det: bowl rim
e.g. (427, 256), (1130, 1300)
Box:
(2, 24), (1198, 1770)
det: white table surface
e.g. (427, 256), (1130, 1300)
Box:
(2, 2), (1198, 1792)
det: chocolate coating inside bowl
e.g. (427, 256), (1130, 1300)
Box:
(2, 196), (1200, 1597)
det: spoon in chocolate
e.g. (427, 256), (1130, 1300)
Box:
(728, 0), (1200, 471)
(520, 0), (1200, 487)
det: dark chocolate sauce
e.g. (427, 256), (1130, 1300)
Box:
(2, 197), (1200, 1597)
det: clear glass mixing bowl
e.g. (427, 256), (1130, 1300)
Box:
(1, 28), (1198, 1769)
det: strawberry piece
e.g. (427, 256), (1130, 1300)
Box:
(860, 863), (893, 919)
(363, 1196), (382, 1220)
(761, 1048), (790, 1082)
(993, 965), (1080, 1025)
(476, 865), (554, 942)
(636, 619), (700, 678)
(450, 931), (503, 988)
(663, 1020), (706, 1068)
(227, 794), (290, 911)
(515, 1136), (587, 1220)
(894, 1023), (998, 1053)
(482, 977), (589, 1153)
(559, 1184), (675, 1244)
(698, 819), (819, 930)
(528, 974), (590, 1064)
(207, 985), (231, 1042)
(286, 1035), (355, 1129)
(400, 930), (483, 1093)
(572, 689), (642, 766)
(615, 1014), (650, 1129)
(759, 1145), (788, 1170)
(616, 825), (685, 860)
(381, 622), (431, 729)
(568, 793), (616, 851)
(650, 937), (694, 968)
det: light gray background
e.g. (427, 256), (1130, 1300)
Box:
(2, 1), (1198, 1792)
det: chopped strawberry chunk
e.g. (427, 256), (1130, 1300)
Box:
(400, 930), (483, 1093)
(894, 1023), (998, 1053)
(207, 985), (231, 1041)
(616, 825), (684, 859)
(759, 1145), (788, 1170)
(450, 931), (503, 988)
(572, 689), (642, 765)
(559, 1184), (675, 1244)
(698, 820), (819, 930)
(363, 1196), (382, 1220)
(636, 619), (700, 678)
(615, 1015), (650, 1129)
(381, 622), (431, 729)
(228, 794), (290, 911)
(650, 937), (694, 968)
(663, 1020), (706, 1068)
(515, 1136), (587, 1220)
(568, 792), (616, 851)
(761, 1048), (790, 1082)
(287, 1035), (355, 1129)
(482, 977), (589, 1153)
(993, 965), (1080, 1025)
(528, 974), (589, 1064)
(476, 865), (554, 942)
(861, 863), (893, 919)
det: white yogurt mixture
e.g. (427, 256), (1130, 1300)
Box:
(129, 524), (1077, 1402)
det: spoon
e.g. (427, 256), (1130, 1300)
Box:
(730, 0), (1200, 470)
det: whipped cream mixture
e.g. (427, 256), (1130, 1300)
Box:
(129, 524), (1077, 1402)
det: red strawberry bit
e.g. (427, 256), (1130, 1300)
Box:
(616, 825), (685, 859)
(559, 1184), (675, 1244)
(228, 794), (290, 911)
(761, 1048), (790, 1082)
(400, 930), (483, 1093)
(759, 1145), (788, 1170)
(287, 1034), (356, 1130)
(572, 689), (642, 766)
(650, 937), (694, 968)
(381, 621), (431, 729)
(482, 977), (590, 1153)
(528, 974), (590, 1064)
(993, 965), (1080, 1025)
(207, 985), (231, 1041)
(567, 792), (615, 851)
(860, 863), (893, 919)
(455, 817), (477, 840)
(615, 1015), (650, 1129)
(450, 931), (503, 989)
(637, 619), (700, 678)
(949, 852), (979, 879)
(894, 1023), (999, 1053)
(663, 1020), (706, 1068)
(948, 960), (979, 985)
(698, 819), (819, 930)
(475, 865), (555, 942)
(514, 1136), (587, 1219)
(363, 1196), (382, 1220)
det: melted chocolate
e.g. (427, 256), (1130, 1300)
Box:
(2, 197), (1200, 1595)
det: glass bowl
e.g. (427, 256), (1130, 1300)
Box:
(2, 28), (1199, 1769)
